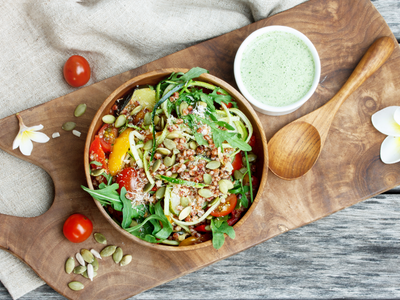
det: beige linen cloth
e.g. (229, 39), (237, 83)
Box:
(0, 0), (306, 298)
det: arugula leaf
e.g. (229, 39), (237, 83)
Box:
(81, 184), (122, 211)
(90, 161), (102, 166)
(178, 67), (208, 83)
(226, 135), (252, 151)
(210, 89), (238, 108)
(125, 201), (173, 243)
(199, 92), (216, 112)
(194, 132), (209, 146)
(211, 218), (236, 250)
(159, 175), (207, 188)
(214, 120), (235, 131)
(120, 187), (134, 229)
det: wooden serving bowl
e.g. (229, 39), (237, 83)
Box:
(84, 68), (268, 251)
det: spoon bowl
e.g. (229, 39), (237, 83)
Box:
(268, 36), (395, 180)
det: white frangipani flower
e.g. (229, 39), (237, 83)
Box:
(13, 113), (50, 156)
(371, 106), (400, 164)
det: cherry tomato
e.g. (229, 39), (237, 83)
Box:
(194, 224), (211, 232)
(211, 194), (237, 217)
(116, 167), (138, 193)
(224, 102), (233, 108)
(63, 213), (93, 243)
(179, 233), (212, 246)
(89, 135), (108, 172)
(248, 134), (256, 148)
(227, 207), (246, 226)
(63, 55), (91, 87)
(232, 152), (243, 171)
(243, 174), (258, 188)
(98, 124), (118, 153)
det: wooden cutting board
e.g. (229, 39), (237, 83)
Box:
(0, 0), (399, 299)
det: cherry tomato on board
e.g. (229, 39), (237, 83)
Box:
(63, 213), (93, 243)
(98, 123), (118, 153)
(232, 152), (243, 172)
(115, 167), (139, 193)
(89, 135), (108, 172)
(63, 55), (91, 87)
(210, 194), (237, 217)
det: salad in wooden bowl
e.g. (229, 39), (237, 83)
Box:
(83, 68), (267, 251)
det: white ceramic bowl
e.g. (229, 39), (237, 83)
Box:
(234, 26), (321, 116)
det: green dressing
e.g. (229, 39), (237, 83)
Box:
(241, 31), (315, 107)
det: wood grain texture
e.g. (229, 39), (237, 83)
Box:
(1, 0), (400, 299)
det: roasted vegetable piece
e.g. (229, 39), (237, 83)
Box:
(108, 128), (132, 176)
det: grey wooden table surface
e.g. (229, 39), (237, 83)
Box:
(1, 1), (400, 299)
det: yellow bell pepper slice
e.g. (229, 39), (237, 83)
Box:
(108, 128), (132, 176)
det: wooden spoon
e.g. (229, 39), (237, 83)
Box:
(268, 36), (395, 180)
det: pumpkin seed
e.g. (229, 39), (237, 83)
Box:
(102, 114), (116, 124)
(65, 257), (75, 274)
(75, 253), (85, 266)
(130, 220), (138, 227)
(198, 101), (207, 107)
(234, 170), (244, 180)
(73, 265), (86, 275)
(74, 103), (87, 117)
(91, 168), (105, 177)
(144, 112), (152, 126)
(82, 270), (97, 279)
(152, 160), (161, 172)
(155, 186), (166, 199)
(156, 148), (171, 156)
(114, 114), (126, 128)
(154, 115), (160, 125)
(120, 255), (133, 267)
(112, 247), (123, 264)
(68, 281), (84, 291)
(218, 179), (234, 194)
(243, 153), (257, 163)
(189, 141), (197, 150)
(86, 263), (94, 281)
(239, 167), (247, 174)
(160, 116), (165, 129)
(80, 249), (94, 264)
(143, 182), (154, 193)
(170, 173), (178, 178)
(198, 188), (213, 198)
(164, 154), (176, 167)
(91, 257), (99, 272)
(130, 105), (142, 116)
(166, 131), (183, 139)
(180, 197), (190, 207)
(179, 206), (191, 220)
(94, 232), (107, 244)
(143, 140), (153, 150)
(90, 249), (102, 260)
(203, 174), (212, 185)
(208, 197), (220, 207)
(206, 160), (221, 169)
(100, 245), (117, 257)
(179, 101), (189, 116)
(62, 121), (76, 131)
(163, 138), (176, 150)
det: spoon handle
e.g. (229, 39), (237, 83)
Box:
(327, 36), (395, 113)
